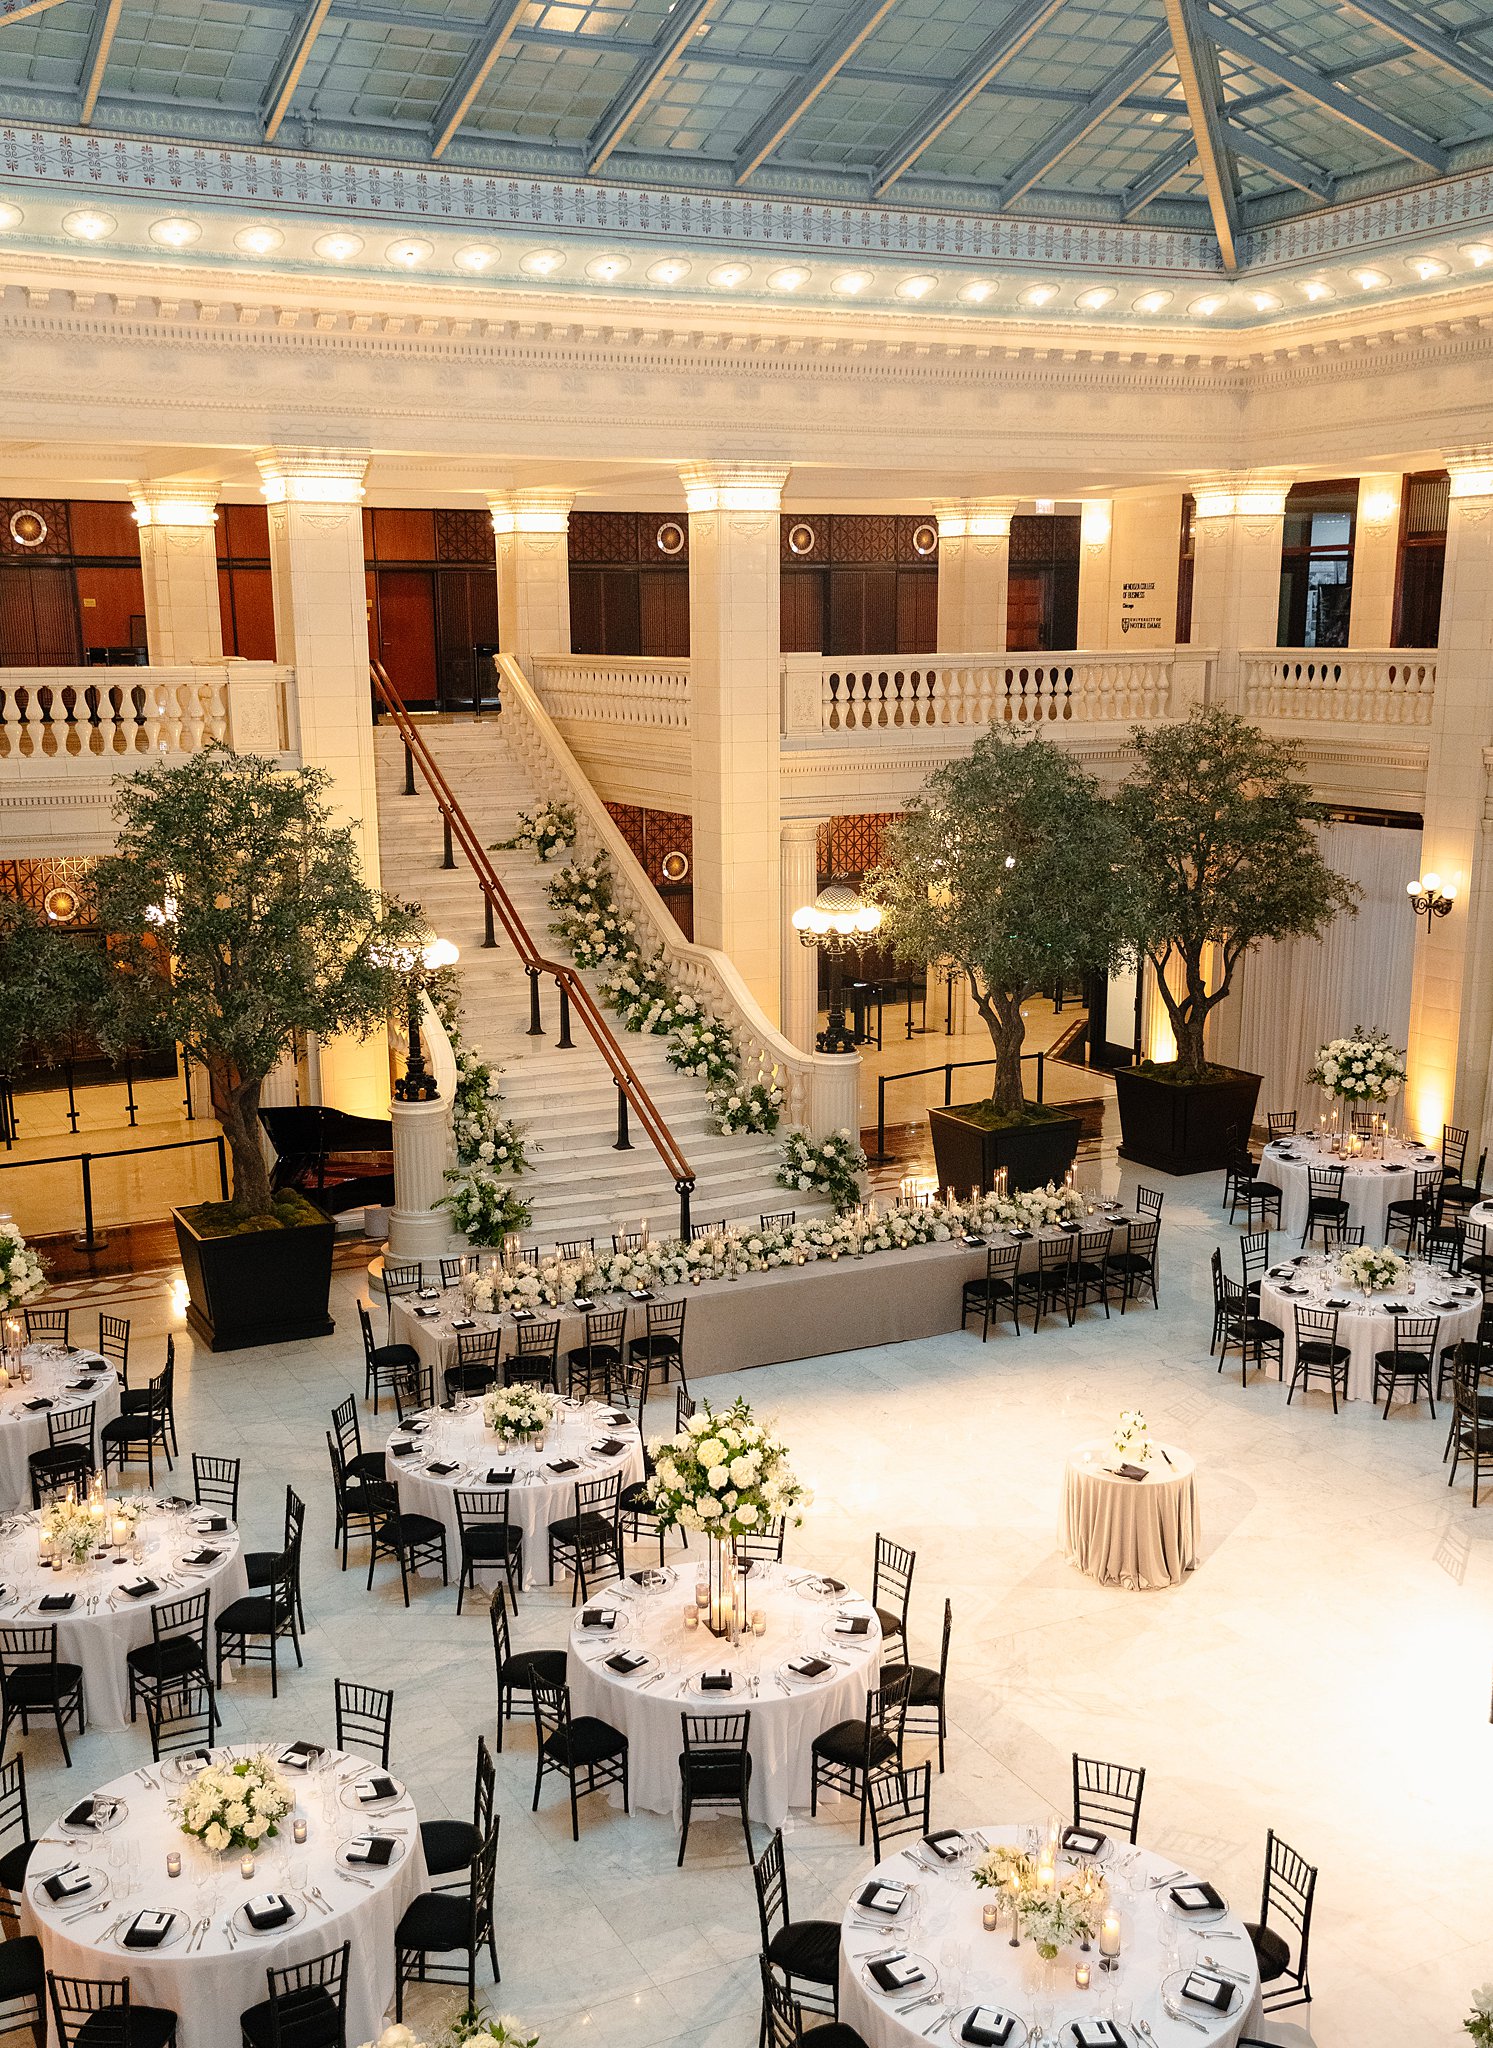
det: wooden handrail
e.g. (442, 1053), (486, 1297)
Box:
(369, 661), (697, 1223)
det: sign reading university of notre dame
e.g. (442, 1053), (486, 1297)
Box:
(1120, 579), (1162, 636)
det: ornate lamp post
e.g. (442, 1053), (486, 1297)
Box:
(791, 884), (883, 1054)
(394, 936), (459, 1100)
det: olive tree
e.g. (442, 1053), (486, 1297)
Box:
(0, 899), (102, 1081)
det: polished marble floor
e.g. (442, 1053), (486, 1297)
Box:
(25, 1162), (1493, 2047)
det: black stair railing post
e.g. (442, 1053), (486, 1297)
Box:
(403, 742), (415, 796)
(483, 897), (496, 949)
(556, 979), (574, 1050)
(614, 1083), (632, 1151)
(526, 968), (544, 1037)
(441, 816), (455, 870)
(676, 1179), (694, 1241)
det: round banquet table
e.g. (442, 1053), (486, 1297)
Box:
(383, 1397), (644, 1590)
(22, 1745), (426, 2048)
(1059, 1443), (1198, 1591)
(1255, 1132), (1438, 1242)
(1258, 1256), (1481, 1402)
(0, 1499), (248, 1729)
(566, 1562), (882, 1829)
(0, 1348), (122, 1513)
(838, 1828), (1263, 2048)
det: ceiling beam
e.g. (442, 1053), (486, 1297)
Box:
(262, 0), (334, 143)
(1119, 136), (1197, 216)
(734, 0), (901, 183)
(78, 0), (123, 123)
(1224, 119), (1335, 198)
(586, 0), (721, 174)
(1340, 0), (1493, 98)
(995, 27), (1173, 208)
(1163, 0), (1241, 270)
(1208, 11), (1450, 171)
(430, 0), (528, 159)
(872, 0), (1068, 196)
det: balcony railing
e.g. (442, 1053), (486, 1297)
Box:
(781, 651), (1189, 735)
(1240, 648), (1436, 725)
(0, 663), (295, 767)
(529, 655), (690, 729)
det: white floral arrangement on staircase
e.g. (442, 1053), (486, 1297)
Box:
(427, 975), (533, 1248)
(491, 802), (576, 863)
(777, 1129), (868, 1214)
(1337, 1243), (1408, 1295)
(0, 1219), (45, 1315)
(707, 1077), (784, 1137)
(666, 1015), (739, 1086)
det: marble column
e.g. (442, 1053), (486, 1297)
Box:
(781, 818), (826, 1052)
(934, 498), (1018, 651)
(1405, 448), (1493, 1148)
(682, 461), (788, 1022)
(255, 445), (387, 1118)
(1348, 474), (1404, 647)
(1187, 477), (1289, 705)
(1076, 499), (1113, 647)
(131, 482), (223, 665)
(488, 490), (574, 673)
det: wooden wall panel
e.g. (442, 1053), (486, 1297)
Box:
(67, 501), (140, 559)
(75, 564), (145, 650)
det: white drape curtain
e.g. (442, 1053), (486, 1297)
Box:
(1233, 821), (1420, 1129)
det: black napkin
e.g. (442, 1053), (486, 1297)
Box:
(572, 1297), (595, 1312)
(580, 1609), (617, 1629)
(961, 1236), (986, 1249)
(413, 1307), (441, 1320)
(1061, 1824), (1107, 1857)
(64, 1799), (112, 1830)
(22, 1399), (51, 1412)
(123, 1910), (175, 1949)
(486, 1469), (516, 1487)
(390, 1441), (417, 1457)
(548, 1459), (579, 1474)
(44, 1870), (91, 1901)
(1180, 1969), (1233, 2012)
(788, 1655), (829, 1679)
(278, 1741), (323, 1770)
(1170, 1879), (1225, 1913)
(1325, 1296), (1351, 1309)
(426, 1461), (458, 1478)
(961, 2013), (1015, 2047)
(449, 1318), (476, 1333)
(1114, 1463), (1148, 1482)
(1071, 2023), (1123, 2048)
(834, 1615), (871, 1636)
(39, 1593), (75, 1612)
(197, 1517), (229, 1533)
(245, 1893), (294, 1929)
(358, 1775), (398, 1803)
(1382, 1302), (1409, 1314)
(120, 1580), (158, 1600)
(591, 1439), (625, 1457)
(605, 1413), (631, 1428)
(347, 1837), (395, 1867)
(183, 1549), (220, 1568)
(67, 1381), (96, 1394)
(627, 1289), (654, 1301)
(868, 1954), (926, 1993)
(416, 1289), (441, 1302)
(857, 1879), (907, 1914)
(606, 1650), (647, 1675)
(811, 1575), (845, 1595)
(922, 1830), (965, 1861)
(700, 1670), (733, 1692)
(511, 1307), (535, 1321)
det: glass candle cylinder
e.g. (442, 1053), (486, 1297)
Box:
(982, 1903), (999, 1933)
(166, 1852), (181, 1879)
(1075, 1964), (1091, 1990)
(292, 1820), (307, 1846)
(683, 1605), (698, 1630)
(240, 1855), (255, 1880)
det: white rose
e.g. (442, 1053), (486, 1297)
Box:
(707, 1464), (730, 1491)
(205, 1822), (230, 1851)
(698, 1495), (721, 1520)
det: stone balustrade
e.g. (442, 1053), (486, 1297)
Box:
(0, 662), (296, 767)
(530, 655), (691, 729)
(780, 650), (1191, 734)
(1240, 648), (1437, 725)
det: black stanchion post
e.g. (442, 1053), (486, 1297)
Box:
(676, 1180), (693, 1241)
(64, 1059), (79, 1135)
(614, 1085), (632, 1151)
(77, 1155), (97, 1252)
(215, 1135), (229, 1199)
(403, 743), (415, 796)
(442, 817), (455, 870)
(483, 898), (496, 948)
(123, 1057), (138, 1129)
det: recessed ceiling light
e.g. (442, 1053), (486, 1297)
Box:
(0, 202), (23, 232)
(1460, 242), (1493, 267)
(1353, 268), (1388, 290)
(1411, 256), (1448, 280)
(768, 266), (809, 291)
(647, 257), (690, 285)
(586, 254), (629, 281)
(708, 262), (750, 288)
(387, 237), (432, 269)
(314, 230), (363, 261)
(234, 224), (283, 256)
(832, 270), (872, 295)
(149, 216), (200, 249)
(454, 244), (497, 273)
(1133, 289), (1172, 313)
(1034, 498), (1055, 514)
(62, 209), (115, 242)
(1250, 291), (1281, 312)
(520, 249), (565, 277)
(1076, 286), (1115, 311)
(1149, 110), (1168, 123)
(958, 279), (995, 304)
(895, 273), (937, 300)
(1301, 278), (1332, 300)
(1021, 283), (1058, 306)
(1189, 294), (1224, 316)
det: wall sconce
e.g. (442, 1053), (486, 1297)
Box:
(1407, 872), (1456, 930)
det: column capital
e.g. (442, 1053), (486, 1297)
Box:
(1192, 475), (1289, 519)
(254, 446), (369, 505)
(933, 496), (1018, 539)
(1079, 498), (1112, 549)
(781, 816), (828, 842)
(130, 480), (220, 529)
(487, 488), (574, 535)
(1444, 447), (1493, 500)
(679, 462), (789, 513)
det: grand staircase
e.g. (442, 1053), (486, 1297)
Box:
(372, 714), (831, 1248)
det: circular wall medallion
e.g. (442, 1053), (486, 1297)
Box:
(911, 521), (939, 557)
(787, 521), (817, 557)
(660, 849), (690, 884)
(9, 509), (47, 549)
(656, 520), (686, 556)
(43, 885), (81, 924)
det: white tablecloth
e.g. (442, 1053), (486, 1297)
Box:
(383, 1399), (644, 1590)
(0, 1501), (249, 1729)
(1256, 1135), (1438, 1241)
(1258, 1257), (1481, 1401)
(839, 1829), (1262, 2048)
(23, 1745), (426, 2048)
(1059, 1442), (1198, 1590)
(565, 1562), (881, 1829)
(0, 1349), (123, 1512)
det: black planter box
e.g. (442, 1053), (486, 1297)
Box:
(173, 1203), (336, 1352)
(1113, 1065), (1263, 1176)
(929, 1104), (1083, 1196)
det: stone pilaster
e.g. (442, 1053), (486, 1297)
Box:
(1187, 476), (1289, 705)
(1076, 499), (1113, 647)
(488, 490), (574, 672)
(132, 482), (223, 666)
(780, 817), (826, 1052)
(1348, 473), (1404, 647)
(934, 498), (1018, 651)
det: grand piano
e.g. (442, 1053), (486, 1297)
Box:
(258, 1104), (395, 1215)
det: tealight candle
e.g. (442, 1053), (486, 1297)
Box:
(240, 1855), (255, 1880)
(752, 1612), (766, 1638)
(292, 1819), (307, 1846)
(166, 1852), (181, 1879)
(683, 1605), (698, 1630)
(1075, 1963), (1091, 1991)
(982, 1903), (999, 1933)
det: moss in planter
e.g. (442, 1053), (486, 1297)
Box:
(179, 1189), (326, 1239)
(1129, 1060), (1255, 1086)
(943, 1098), (1075, 1131)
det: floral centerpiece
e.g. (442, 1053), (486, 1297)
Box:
(175, 1753), (292, 1853)
(493, 803), (576, 863)
(993, 1182), (1085, 1232)
(1464, 1985), (1493, 2046)
(482, 1383), (556, 1445)
(1338, 1243), (1408, 1296)
(971, 1844), (1103, 1960)
(1307, 1028), (1407, 1103)
(648, 1395), (808, 1633)
(41, 1497), (107, 1566)
(361, 2013), (541, 2048)
(0, 1219), (44, 1315)
(1112, 1409), (1153, 1466)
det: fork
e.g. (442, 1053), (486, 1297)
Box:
(1161, 1997), (1207, 2033)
